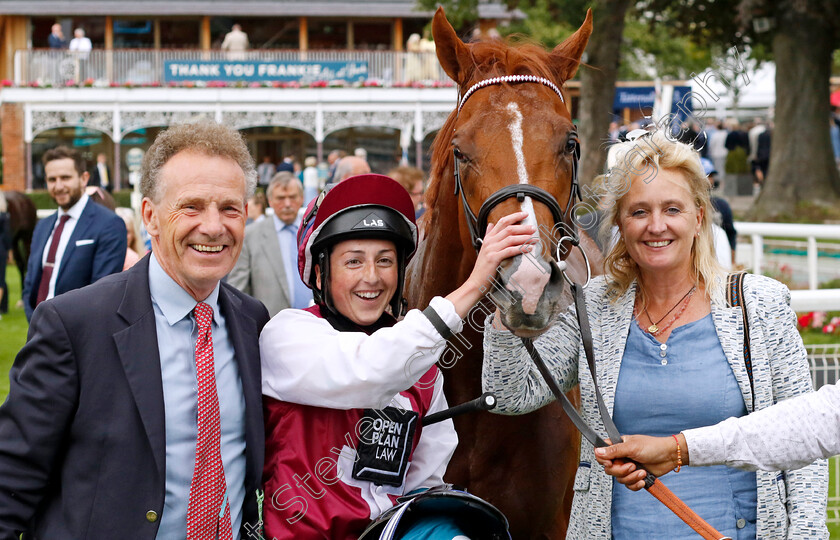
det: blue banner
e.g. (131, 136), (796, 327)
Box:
(163, 60), (368, 83)
(612, 86), (692, 113)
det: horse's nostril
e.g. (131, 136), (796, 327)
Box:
(549, 259), (565, 286)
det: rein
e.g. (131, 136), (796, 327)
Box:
(454, 75), (730, 540)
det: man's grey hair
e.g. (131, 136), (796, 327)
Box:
(267, 171), (303, 198)
(140, 121), (257, 202)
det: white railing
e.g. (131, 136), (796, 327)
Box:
(14, 48), (450, 87)
(734, 221), (840, 311)
(735, 222), (840, 289)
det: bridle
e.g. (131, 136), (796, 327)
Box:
(452, 74), (590, 287)
(450, 74), (730, 540)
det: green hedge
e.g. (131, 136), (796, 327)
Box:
(28, 189), (133, 210)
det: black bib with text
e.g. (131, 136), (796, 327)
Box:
(352, 407), (418, 487)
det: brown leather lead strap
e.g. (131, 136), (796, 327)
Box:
(645, 478), (732, 540)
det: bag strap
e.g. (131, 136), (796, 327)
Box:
(726, 272), (755, 410)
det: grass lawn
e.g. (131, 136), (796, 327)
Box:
(0, 264), (838, 535)
(0, 264), (27, 403)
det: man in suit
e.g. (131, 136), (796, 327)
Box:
(0, 121), (270, 539)
(229, 171), (312, 316)
(89, 152), (113, 191)
(21, 146), (126, 321)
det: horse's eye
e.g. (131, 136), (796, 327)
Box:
(453, 147), (467, 162)
(565, 136), (579, 155)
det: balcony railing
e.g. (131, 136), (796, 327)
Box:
(14, 48), (451, 87)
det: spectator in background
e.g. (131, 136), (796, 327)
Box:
(302, 156), (319, 205)
(831, 113), (840, 166)
(115, 207), (143, 270)
(90, 153), (112, 192)
(701, 158), (736, 268)
(68, 28), (92, 57)
(221, 23), (249, 60)
(0, 192), (10, 319)
(48, 24), (66, 49)
(334, 156), (371, 183)
(755, 122), (772, 186)
(246, 190), (267, 225)
(276, 154), (295, 173)
(708, 120), (729, 188)
(354, 147), (368, 161)
(22, 146), (126, 321)
(257, 155), (276, 188)
(229, 172), (311, 316)
(389, 165), (426, 219)
(326, 149), (346, 183)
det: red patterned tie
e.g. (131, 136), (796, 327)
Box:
(187, 302), (233, 540)
(35, 214), (70, 305)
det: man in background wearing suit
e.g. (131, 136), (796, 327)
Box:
(21, 146), (125, 321)
(0, 121), (270, 539)
(229, 171), (312, 316)
(89, 152), (113, 191)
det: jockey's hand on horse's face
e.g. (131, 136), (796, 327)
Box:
(444, 211), (535, 319)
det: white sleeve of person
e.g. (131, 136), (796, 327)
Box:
(683, 382), (840, 472)
(402, 373), (458, 492)
(260, 296), (462, 409)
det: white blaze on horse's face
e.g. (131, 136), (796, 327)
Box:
(505, 101), (550, 317)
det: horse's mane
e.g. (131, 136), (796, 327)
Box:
(425, 38), (575, 212)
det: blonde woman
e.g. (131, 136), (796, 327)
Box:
(115, 207), (144, 270)
(482, 130), (827, 539)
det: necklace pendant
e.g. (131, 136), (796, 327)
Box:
(648, 324), (659, 333)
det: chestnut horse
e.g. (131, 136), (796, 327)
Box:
(405, 8), (602, 538)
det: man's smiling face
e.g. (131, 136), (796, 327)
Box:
(142, 150), (247, 300)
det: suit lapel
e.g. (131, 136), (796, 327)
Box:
(218, 286), (263, 489)
(113, 256), (167, 476)
(56, 201), (95, 283)
(259, 219), (291, 303)
(27, 214), (56, 302)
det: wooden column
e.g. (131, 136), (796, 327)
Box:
(1, 16), (26, 82)
(200, 16), (211, 50)
(153, 19), (161, 49)
(105, 15), (114, 82)
(298, 17), (308, 51)
(393, 18), (403, 51)
(346, 20), (354, 50)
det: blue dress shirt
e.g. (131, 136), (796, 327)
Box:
(273, 215), (313, 309)
(149, 253), (247, 540)
(611, 314), (757, 539)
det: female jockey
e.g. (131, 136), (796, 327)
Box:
(260, 174), (528, 539)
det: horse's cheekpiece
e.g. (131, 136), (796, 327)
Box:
(352, 407), (419, 487)
(452, 74), (591, 288)
(358, 484), (511, 540)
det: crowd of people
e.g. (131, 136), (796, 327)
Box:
(0, 119), (836, 540)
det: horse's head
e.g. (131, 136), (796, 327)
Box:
(430, 7), (593, 336)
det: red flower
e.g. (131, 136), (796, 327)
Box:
(798, 312), (814, 329)
(0, 79), (12, 87)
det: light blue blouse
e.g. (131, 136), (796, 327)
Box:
(611, 314), (757, 539)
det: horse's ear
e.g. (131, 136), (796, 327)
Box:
(432, 6), (472, 85)
(549, 8), (593, 82)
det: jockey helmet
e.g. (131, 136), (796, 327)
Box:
(297, 173), (418, 317)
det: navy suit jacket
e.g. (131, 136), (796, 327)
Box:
(22, 199), (126, 320)
(0, 255), (270, 540)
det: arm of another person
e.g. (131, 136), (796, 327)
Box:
(754, 281), (828, 538)
(595, 384), (840, 487)
(0, 303), (80, 539)
(481, 297), (581, 415)
(402, 373), (458, 492)
(91, 214), (127, 282)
